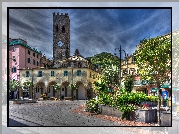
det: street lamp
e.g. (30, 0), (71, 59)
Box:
(31, 69), (35, 99)
(114, 45), (128, 87)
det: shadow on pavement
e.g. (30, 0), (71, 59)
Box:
(8, 118), (29, 127)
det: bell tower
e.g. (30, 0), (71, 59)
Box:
(53, 12), (70, 64)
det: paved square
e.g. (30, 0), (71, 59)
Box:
(9, 100), (122, 126)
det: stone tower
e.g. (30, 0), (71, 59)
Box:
(53, 12), (70, 64)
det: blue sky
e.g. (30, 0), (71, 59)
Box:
(8, 8), (171, 60)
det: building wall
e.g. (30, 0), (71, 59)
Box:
(9, 45), (19, 80)
(9, 39), (43, 81)
(53, 12), (70, 63)
(19, 67), (99, 99)
(19, 45), (42, 68)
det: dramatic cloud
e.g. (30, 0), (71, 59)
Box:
(8, 8), (171, 59)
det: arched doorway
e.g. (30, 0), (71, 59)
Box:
(77, 81), (86, 100)
(48, 81), (57, 98)
(87, 82), (93, 99)
(61, 81), (70, 99)
(34, 82), (45, 99)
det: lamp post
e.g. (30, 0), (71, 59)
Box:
(115, 45), (128, 87)
(31, 69), (33, 99)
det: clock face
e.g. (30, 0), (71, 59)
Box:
(57, 40), (63, 46)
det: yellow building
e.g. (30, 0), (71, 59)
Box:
(120, 31), (172, 96)
(19, 54), (99, 100)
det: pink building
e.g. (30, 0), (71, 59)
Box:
(9, 38), (43, 81)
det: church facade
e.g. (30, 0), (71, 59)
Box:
(18, 12), (99, 100)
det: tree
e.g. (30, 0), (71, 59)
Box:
(88, 52), (120, 69)
(23, 81), (33, 98)
(135, 35), (171, 125)
(69, 83), (79, 100)
(9, 79), (21, 99)
(123, 75), (134, 93)
(52, 83), (61, 100)
(23, 81), (32, 90)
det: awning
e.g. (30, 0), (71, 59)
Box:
(151, 88), (158, 92)
(161, 84), (171, 88)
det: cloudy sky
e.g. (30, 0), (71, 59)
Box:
(7, 5), (172, 60)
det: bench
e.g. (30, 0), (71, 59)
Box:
(37, 98), (43, 101)
(50, 97), (58, 101)
(64, 97), (72, 100)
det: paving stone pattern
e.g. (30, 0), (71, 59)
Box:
(9, 100), (122, 126)
(3, 102), (175, 134)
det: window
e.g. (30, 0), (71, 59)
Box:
(37, 54), (38, 58)
(26, 71), (30, 77)
(37, 61), (39, 66)
(90, 72), (92, 77)
(36, 87), (40, 93)
(33, 53), (35, 57)
(132, 56), (136, 63)
(12, 56), (16, 61)
(62, 26), (65, 33)
(93, 74), (96, 79)
(56, 25), (58, 32)
(12, 46), (16, 52)
(51, 71), (55, 76)
(64, 71), (68, 76)
(38, 71), (42, 77)
(48, 86), (50, 93)
(28, 50), (30, 55)
(33, 59), (35, 65)
(77, 70), (81, 76)
(62, 88), (64, 91)
(28, 58), (30, 63)
(36, 87), (38, 93)
(11, 67), (16, 73)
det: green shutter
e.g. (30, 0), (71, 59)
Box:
(77, 70), (81, 76)
(51, 71), (54, 76)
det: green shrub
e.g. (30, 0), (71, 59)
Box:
(86, 98), (101, 114)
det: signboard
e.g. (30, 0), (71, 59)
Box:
(151, 88), (157, 92)
(162, 91), (168, 99)
(161, 84), (171, 88)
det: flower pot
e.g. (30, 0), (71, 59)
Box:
(130, 109), (157, 123)
(100, 105), (122, 118)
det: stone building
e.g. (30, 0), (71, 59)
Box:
(19, 50), (99, 100)
(17, 12), (100, 100)
(19, 64), (99, 100)
(53, 12), (70, 64)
